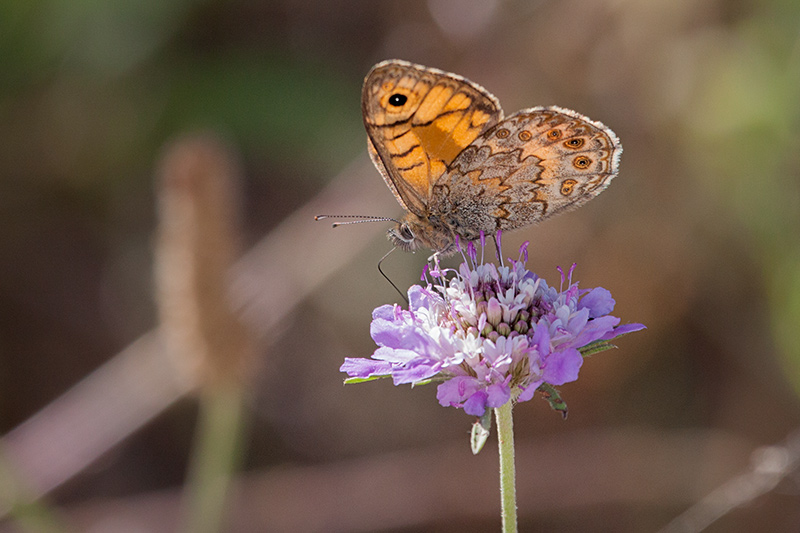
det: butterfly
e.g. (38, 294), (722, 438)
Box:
(360, 59), (622, 255)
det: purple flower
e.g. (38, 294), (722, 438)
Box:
(341, 239), (645, 416)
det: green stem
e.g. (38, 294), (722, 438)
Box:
(0, 445), (71, 533)
(179, 380), (247, 533)
(495, 401), (518, 533)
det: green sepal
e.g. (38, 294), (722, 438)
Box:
(578, 340), (617, 357)
(470, 409), (493, 455)
(538, 383), (568, 419)
(344, 375), (439, 386)
(343, 375), (391, 384)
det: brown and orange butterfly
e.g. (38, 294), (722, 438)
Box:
(355, 60), (622, 255)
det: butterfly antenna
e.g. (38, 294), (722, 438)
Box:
(378, 247), (408, 304)
(315, 214), (400, 228)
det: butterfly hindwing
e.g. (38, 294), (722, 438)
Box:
(429, 106), (622, 236)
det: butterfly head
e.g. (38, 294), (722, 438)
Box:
(388, 212), (458, 256)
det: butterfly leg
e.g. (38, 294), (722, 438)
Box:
(426, 251), (444, 276)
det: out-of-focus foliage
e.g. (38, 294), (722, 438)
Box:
(679, 4), (800, 392)
(1, 0), (800, 531)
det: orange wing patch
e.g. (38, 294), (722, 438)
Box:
(362, 60), (503, 215)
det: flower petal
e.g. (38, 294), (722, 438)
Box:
(542, 347), (583, 385)
(340, 358), (393, 378)
(516, 379), (544, 402)
(566, 307), (590, 336)
(579, 287), (615, 318)
(601, 323), (647, 340)
(408, 284), (439, 312)
(531, 322), (551, 357)
(568, 315), (620, 348)
(437, 376), (480, 407)
(372, 346), (421, 364)
(485, 382), (511, 408)
(463, 390), (489, 416)
(392, 360), (441, 384)
(369, 316), (406, 348)
(371, 304), (396, 321)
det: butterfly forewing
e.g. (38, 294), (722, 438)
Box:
(362, 60), (503, 216)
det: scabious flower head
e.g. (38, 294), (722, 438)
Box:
(341, 236), (645, 417)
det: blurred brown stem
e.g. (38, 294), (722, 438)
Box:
(154, 134), (254, 532)
(657, 428), (800, 533)
(0, 150), (393, 509)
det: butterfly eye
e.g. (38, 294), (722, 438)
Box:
(388, 93), (407, 107)
(398, 224), (414, 242)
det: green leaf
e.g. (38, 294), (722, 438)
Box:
(343, 375), (391, 384)
(538, 383), (568, 419)
(579, 340), (618, 357)
(343, 375), (439, 386)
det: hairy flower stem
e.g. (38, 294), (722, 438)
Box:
(495, 402), (518, 533)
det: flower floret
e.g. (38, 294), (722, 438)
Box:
(340, 241), (645, 416)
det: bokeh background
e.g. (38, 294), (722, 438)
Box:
(2, 0), (800, 531)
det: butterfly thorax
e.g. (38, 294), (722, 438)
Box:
(389, 211), (459, 255)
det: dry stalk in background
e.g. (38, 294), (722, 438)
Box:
(154, 133), (254, 388)
(0, 152), (389, 501)
(154, 133), (256, 533)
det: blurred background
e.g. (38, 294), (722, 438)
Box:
(2, 0), (800, 531)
